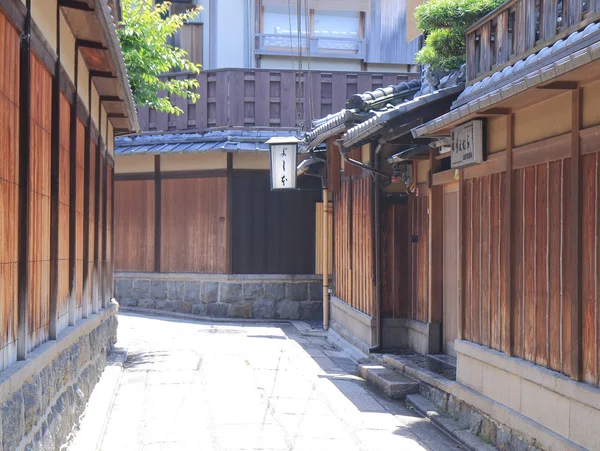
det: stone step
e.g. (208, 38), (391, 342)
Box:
(406, 394), (497, 451)
(358, 364), (420, 400)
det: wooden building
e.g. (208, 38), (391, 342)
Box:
(0, 0), (137, 449)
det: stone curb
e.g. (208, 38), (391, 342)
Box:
(68, 347), (128, 451)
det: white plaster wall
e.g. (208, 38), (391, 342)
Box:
(259, 55), (362, 71)
(115, 155), (154, 174)
(160, 153), (227, 171)
(365, 63), (418, 73)
(233, 152), (269, 169)
(213, 0), (248, 68)
(32, 0), (57, 53)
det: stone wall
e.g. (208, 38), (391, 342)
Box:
(114, 273), (324, 321)
(0, 305), (118, 450)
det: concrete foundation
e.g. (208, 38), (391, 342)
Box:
(382, 318), (441, 354)
(329, 296), (376, 355)
(114, 273), (323, 321)
(0, 304), (118, 450)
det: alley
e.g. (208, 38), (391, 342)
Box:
(94, 313), (460, 451)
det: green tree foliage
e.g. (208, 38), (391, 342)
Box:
(415, 0), (504, 70)
(117, 0), (202, 114)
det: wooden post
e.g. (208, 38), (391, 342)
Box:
(323, 187), (330, 330)
(17, 0), (32, 359)
(93, 105), (101, 314)
(154, 155), (161, 272)
(571, 86), (583, 381)
(503, 112), (513, 356)
(458, 169), (465, 340)
(49, 2), (61, 339)
(226, 152), (233, 274)
(68, 42), (79, 326)
(82, 74), (92, 319)
(428, 150), (443, 326)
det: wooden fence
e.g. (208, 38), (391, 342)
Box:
(137, 69), (419, 133)
(466, 0), (600, 82)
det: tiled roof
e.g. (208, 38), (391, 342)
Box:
(302, 80), (421, 151)
(413, 21), (600, 138)
(343, 85), (464, 148)
(115, 129), (296, 155)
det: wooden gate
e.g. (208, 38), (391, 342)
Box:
(443, 184), (460, 356)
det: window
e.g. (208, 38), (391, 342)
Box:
(313, 10), (361, 51)
(263, 5), (309, 48)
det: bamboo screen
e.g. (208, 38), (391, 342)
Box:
(0, 12), (20, 371)
(27, 52), (52, 352)
(75, 120), (85, 320)
(88, 142), (96, 313)
(57, 93), (71, 333)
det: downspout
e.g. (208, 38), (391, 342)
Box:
(370, 142), (384, 352)
(322, 181), (330, 331)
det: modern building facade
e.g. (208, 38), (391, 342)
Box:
(113, 0), (421, 321)
(0, 0), (137, 448)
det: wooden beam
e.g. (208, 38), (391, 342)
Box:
(101, 152), (108, 308)
(68, 40), (79, 327)
(154, 155), (161, 273)
(82, 74), (92, 319)
(93, 104), (101, 314)
(458, 168), (465, 340)
(17, 1), (32, 360)
(76, 39), (106, 50)
(537, 81), (579, 90)
(58, 0), (94, 11)
(100, 95), (122, 102)
(477, 107), (511, 116)
(570, 86), (583, 381)
(89, 70), (116, 79)
(503, 111), (513, 356)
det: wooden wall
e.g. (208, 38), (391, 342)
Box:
(381, 202), (411, 318)
(333, 177), (375, 316)
(57, 93), (70, 333)
(231, 172), (320, 275)
(114, 180), (155, 272)
(0, 11), (20, 370)
(27, 53), (52, 352)
(86, 142), (96, 314)
(463, 173), (508, 353)
(75, 120), (85, 320)
(161, 177), (227, 273)
(411, 194), (429, 323)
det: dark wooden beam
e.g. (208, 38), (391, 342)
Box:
(570, 86), (583, 381)
(101, 151), (108, 308)
(458, 168), (464, 340)
(503, 112), (513, 356)
(537, 81), (579, 90)
(477, 107), (511, 116)
(58, 0), (94, 11)
(154, 155), (162, 273)
(428, 149), (443, 327)
(49, 2), (61, 340)
(226, 153), (233, 274)
(76, 39), (107, 50)
(93, 102), (102, 313)
(17, 0), (32, 360)
(82, 73), (92, 319)
(89, 70), (116, 79)
(107, 113), (128, 119)
(100, 95), (122, 102)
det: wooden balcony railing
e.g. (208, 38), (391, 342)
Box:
(255, 33), (366, 60)
(466, 0), (600, 82)
(136, 68), (419, 133)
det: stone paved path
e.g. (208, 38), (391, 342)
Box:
(98, 312), (461, 451)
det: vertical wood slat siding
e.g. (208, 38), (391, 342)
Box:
(57, 93), (70, 334)
(411, 195), (429, 323)
(27, 52), (52, 352)
(114, 180), (155, 272)
(161, 178), (228, 274)
(381, 203), (411, 318)
(463, 173), (507, 352)
(75, 120), (85, 320)
(106, 166), (113, 300)
(0, 11), (20, 370)
(333, 178), (374, 316)
(87, 142), (96, 314)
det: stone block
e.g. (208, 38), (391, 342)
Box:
(138, 298), (156, 309)
(114, 279), (132, 298)
(155, 299), (177, 311)
(206, 303), (230, 317)
(253, 300), (275, 319)
(167, 281), (185, 301)
(132, 279), (150, 297)
(230, 303), (252, 318)
(265, 283), (285, 302)
(118, 297), (138, 307)
(243, 283), (264, 301)
(447, 395), (470, 426)
(1, 392), (24, 451)
(299, 301), (322, 321)
(308, 281), (323, 301)
(192, 304), (206, 316)
(221, 283), (243, 303)
(150, 280), (168, 300)
(286, 283), (308, 301)
(469, 411), (483, 435)
(200, 281), (219, 303)
(480, 417), (497, 444)
(22, 381), (40, 436)
(275, 300), (300, 320)
(183, 282), (201, 304)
